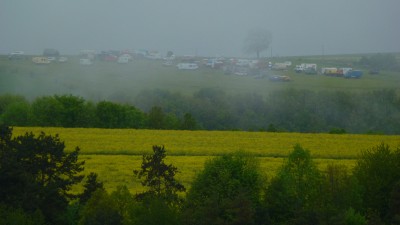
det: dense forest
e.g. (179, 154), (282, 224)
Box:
(1, 126), (400, 225)
(1, 88), (400, 134)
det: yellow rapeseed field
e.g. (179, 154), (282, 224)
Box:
(12, 127), (400, 158)
(12, 127), (399, 192)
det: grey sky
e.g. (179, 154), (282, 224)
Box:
(1, 0), (399, 57)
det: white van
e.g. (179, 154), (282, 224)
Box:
(177, 63), (198, 70)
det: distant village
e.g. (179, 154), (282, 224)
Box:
(7, 48), (364, 82)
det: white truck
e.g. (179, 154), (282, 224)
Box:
(295, 63), (317, 73)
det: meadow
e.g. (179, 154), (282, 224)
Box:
(13, 127), (400, 192)
(1, 54), (400, 103)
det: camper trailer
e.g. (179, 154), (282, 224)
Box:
(32, 57), (50, 64)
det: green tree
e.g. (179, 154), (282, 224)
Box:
(243, 28), (272, 58)
(181, 113), (197, 130)
(192, 88), (234, 130)
(29, 95), (96, 127)
(123, 104), (146, 129)
(64, 201), (81, 225)
(320, 164), (363, 224)
(0, 100), (31, 126)
(0, 94), (27, 114)
(95, 101), (145, 128)
(0, 204), (45, 225)
(133, 145), (186, 204)
(110, 185), (134, 221)
(164, 112), (181, 130)
(344, 208), (367, 225)
(80, 172), (105, 204)
(54, 95), (93, 127)
(183, 152), (265, 225)
(265, 144), (322, 225)
(0, 125), (85, 225)
(79, 185), (134, 225)
(388, 181), (400, 225)
(353, 143), (400, 222)
(125, 197), (182, 225)
(31, 96), (64, 126)
(147, 106), (166, 129)
(78, 189), (122, 225)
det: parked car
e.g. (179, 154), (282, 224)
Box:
(344, 70), (363, 78)
(8, 51), (25, 60)
(269, 75), (291, 82)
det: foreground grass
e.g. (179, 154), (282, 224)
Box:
(13, 127), (397, 193)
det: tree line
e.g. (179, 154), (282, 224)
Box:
(0, 94), (198, 130)
(1, 88), (400, 134)
(1, 126), (399, 225)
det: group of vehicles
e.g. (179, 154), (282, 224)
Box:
(31, 56), (68, 64)
(8, 50), (69, 64)
(294, 63), (363, 78)
(8, 50), (364, 80)
(8, 50), (134, 65)
(321, 67), (363, 78)
(174, 58), (363, 81)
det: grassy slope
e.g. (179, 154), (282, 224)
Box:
(1, 54), (400, 102)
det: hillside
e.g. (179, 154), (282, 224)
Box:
(1, 54), (399, 103)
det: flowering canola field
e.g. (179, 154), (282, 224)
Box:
(13, 127), (400, 192)
(13, 127), (400, 158)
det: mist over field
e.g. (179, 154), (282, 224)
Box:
(1, 0), (400, 56)
(1, 0), (400, 125)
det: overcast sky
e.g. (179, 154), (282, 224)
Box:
(1, 0), (399, 57)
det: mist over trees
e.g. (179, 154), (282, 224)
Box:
(1, 88), (400, 134)
(358, 53), (400, 72)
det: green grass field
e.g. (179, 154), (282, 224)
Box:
(1, 54), (400, 102)
(13, 127), (400, 193)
